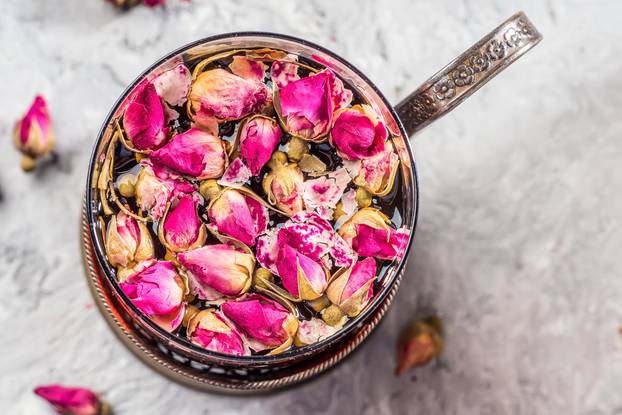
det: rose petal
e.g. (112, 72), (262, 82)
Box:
(188, 310), (249, 356)
(302, 167), (351, 212)
(208, 189), (268, 246)
(270, 56), (300, 88)
(34, 385), (100, 415)
(330, 105), (387, 160)
(217, 158), (252, 188)
(295, 318), (338, 346)
(239, 115), (282, 176)
(123, 81), (169, 151)
(229, 56), (267, 83)
(152, 63), (192, 107)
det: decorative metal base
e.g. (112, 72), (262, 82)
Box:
(80, 202), (402, 393)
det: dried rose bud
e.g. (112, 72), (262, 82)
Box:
(207, 188), (269, 246)
(395, 316), (443, 376)
(143, 0), (166, 6)
(105, 0), (142, 10)
(228, 56), (267, 83)
(119, 260), (186, 332)
(34, 384), (108, 415)
(270, 57), (300, 88)
(152, 63), (192, 107)
(221, 294), (298, 353)
(330, 104), (387, 160)
(134, 162), (195, 220)
(294, 317), (338, 346)
(123, 81), (169, 151)
(188, 68), (269, 127)
(274, 70), (334, 142)
(187, 309), (250, 356)
(238, 115), (282, 176)
(352, 140), (399, 196)
(105, 211), (154, 268)
(339, 208), (410, 261)
(262, 153), (305, 216)
(159, 195), (206, 252)
(285, 136), (308, 162)
(13, 95), (55, 171)
(276, 234), (329, 301)
(217, 158), (251, 188)
(326, 257), (376, 317)
(150, 128), (226, 179)
(178, 244), (253, 300)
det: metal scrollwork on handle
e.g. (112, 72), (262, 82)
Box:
(396, 11), (542, 136)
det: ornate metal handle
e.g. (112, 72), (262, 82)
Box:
(395, 11), (542, 137)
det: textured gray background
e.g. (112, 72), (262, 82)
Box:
(1, 0), (621, 414)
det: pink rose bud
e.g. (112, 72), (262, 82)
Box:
(122, 81), (169, 151)
(276, 235), (329, 301)
(134, 162), (195, 220)
(395, 316), (443, 376)
(105, 211), (154, 268)
(228, 56), (267, 83)
(119, 260), (186, 332)
(339, 208), (410, 261)
(330, 104), (387, 160)
(326, 257), (376, 317)
(188, 68), (269, 127)
(262, 153), (305, 216)
(221, 294), (299, 352)
(270, 57), (300, 88)
(152, 63), (192, 107)
(353, 140), (400, 196)
(294, 317), (338, 346)
(208, 188), (269, 246)
(34, 384), (105, 415)
(178, 244), (254, 300)
(159, 195), (206, 252)
(238, 115), (282, 176)
(150, 128), (226, 179)
(187, 309), (249, 356)
(13, 95), (55, 171)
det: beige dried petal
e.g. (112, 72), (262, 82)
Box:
(298, 154), (327, 175)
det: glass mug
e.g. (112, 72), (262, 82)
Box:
(83, 11), (541, 391)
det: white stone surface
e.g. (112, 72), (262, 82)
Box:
(1, 0), (622, 413)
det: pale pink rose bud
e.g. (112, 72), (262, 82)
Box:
(159, 195), (206, 252)
(13, 95), (55, 171)
(152, 62), (192, 107)
(122, 81), (169, 151)
(34, 384), (105, 415)
(134, 162), (196, 220)
(330, 104), (387, 160)
(326, 257), (376, 317)
(238, 115), (282, 176)
(187, 309), (249, 356)
(339, 208), (410, 261)
(352, 140), (400, 196)
(274, 70), (334, 142)
(228, 56), (267, 83)
(207, 188), (269, 246)
(294, 317), (338, 346)
(105, 211), (154, 268)
(270, 57), (300, 88)
(188, 68), (269, 127)
(262, 153), (305, 216)
(150, 128), (226, 179)
(221, 294), (299, 352)
(177, 244), (254, 300)
(119, 260), (186, 332)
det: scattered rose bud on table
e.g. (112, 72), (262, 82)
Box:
(34, 384), (109, 415)
(13, 95), (55, 171)
(395, 316), (444, 376)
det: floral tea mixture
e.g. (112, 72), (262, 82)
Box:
(94, 47), (410, 356)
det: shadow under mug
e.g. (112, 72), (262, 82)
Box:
(84, 11), (542, 390)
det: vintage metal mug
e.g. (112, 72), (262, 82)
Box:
(83, 11), (542, 392)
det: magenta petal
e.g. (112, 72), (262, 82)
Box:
(162, 195), (202, 250)
(330, 107), (387, 160)
(150, 128), (225, 179)
(135, 161), (195, 220)
(301, 167), (351, 212)
(123, 81), (168, 151)
(189, 312), (247, 356)
(17, 95), (53, 148)
(352, 224), (399, 260)
(34, 385), (99, 415)
(221, 294), (290, 347)
(276, 239), (327, 299)
(208, 190), (268, 246)
(342, 257), (376, 300)
(270, 58), (300, 88)
(239, 116), (282, 175)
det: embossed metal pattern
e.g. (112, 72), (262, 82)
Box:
(396, 11), (542, 136)
(81, 200), (404, 392)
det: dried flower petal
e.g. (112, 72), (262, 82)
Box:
(302, 167), (351, 213)
(294, 317), (338, 346)
(119, 260), (186, 332)
(353, 140), (399, 196)
(159, 195), (206, 252)
(221, 294), (298, 352)
(208, 188), (269, 246)
(297, 154), (326, 175)
(228, 56), (267, 83)
(13, 95), (55, 171)
(150, 128), (226, 179)
(34, 385), (103, 415)
(334, 188), (358, 229)
(238, 115), (282, 176)
(189, 68), (269, 127)
(105, 211), (154, 268)
(262, 154), (305, 216)
(326, 257), (376, 317)
(134, 162), (195, 220)
(187, 309), (249, 356)
(152, 63), (192, 107)
(270, 56), (300, 88)
(339, 208), (410, 261)
(395, 316), (443, 376)
(178, 244), (254, 300)
(217, 158), (251, 188)
(330, 104), (387, 160)
(274, 70), (334, 142)
(123, 81), (169, 151)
